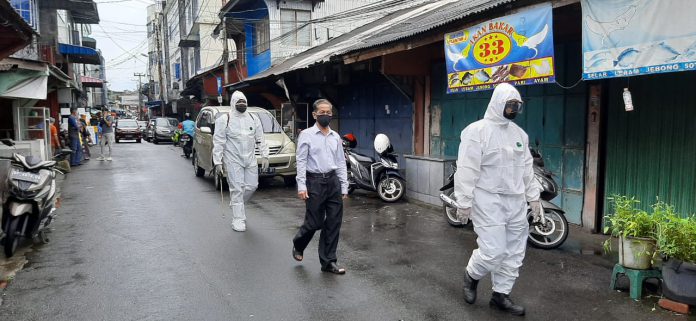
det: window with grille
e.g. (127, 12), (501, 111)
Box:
(280, 9), (311, 47)
(10, 0), (38, 30)
(254, 20), (270, 54)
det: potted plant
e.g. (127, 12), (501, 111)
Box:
(654, 202), (696, 305)
(603, 196), (658, 270)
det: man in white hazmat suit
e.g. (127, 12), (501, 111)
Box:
(213, 91), (270, 232)
(454, 83), (542, 316)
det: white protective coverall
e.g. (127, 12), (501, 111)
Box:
(454, 83), (542, 295)
(212, 91), (269, 225)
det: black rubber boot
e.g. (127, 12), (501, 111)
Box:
(463, 271), (479, 304)
(489, 292), (525, 316)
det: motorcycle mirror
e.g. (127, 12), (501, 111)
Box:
(1, 138), (15, 147)
(534, 138), (540, 147)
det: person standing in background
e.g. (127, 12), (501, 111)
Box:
(67, 108), (82, 166)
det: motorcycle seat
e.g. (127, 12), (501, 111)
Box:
(14, 154), (56, 170)
(352, 152), (374, 163)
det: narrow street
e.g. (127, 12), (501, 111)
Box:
(0, 142), (684, 321)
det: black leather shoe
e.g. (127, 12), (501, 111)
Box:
(489, 292), (525, 316)
(321, 262), (346, 274)
(463, 271), (479, 304)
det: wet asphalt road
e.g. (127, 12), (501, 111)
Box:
(0, 141), (687, 320)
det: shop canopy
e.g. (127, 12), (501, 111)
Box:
(226, 0), (515, 88)
(58, 43), (101, 65)
(146, 101), (163, 109)
(0, 58), (48, 100)
(81, 75), (104, 87)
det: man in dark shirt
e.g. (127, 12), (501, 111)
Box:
(68, 108), (83, 166)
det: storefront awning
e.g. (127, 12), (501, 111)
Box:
(146, 101), (163, 109)
(0, 59), (48, 100)
(58, 43), (101, 65)
(0, 70), (48, 100)
(81, 75), (104, 87)
(226, 0), (514, 86)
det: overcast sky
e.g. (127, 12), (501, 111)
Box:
(92, 0), (152, 91)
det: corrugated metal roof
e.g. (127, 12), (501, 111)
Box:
(236, 0), (514, 84)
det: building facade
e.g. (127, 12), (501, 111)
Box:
(1, 0), (104, 160)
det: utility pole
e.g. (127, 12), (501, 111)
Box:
(222, 16), (228, 102)
(155, 14), (166, 117)
(134, 72), (146, 120)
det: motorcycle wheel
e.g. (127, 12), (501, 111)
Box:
(443, 190), (465, 227)
(377, 176), (405, 202)
(527, 209), (569, 249)
(4, 217), (21, 258)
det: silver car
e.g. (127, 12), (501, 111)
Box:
(151, 117), (178, 144)
(192, 106), (297, 188)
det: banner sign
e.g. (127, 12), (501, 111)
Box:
(582, 0), (696, 80)
(444, 4), (555, 93)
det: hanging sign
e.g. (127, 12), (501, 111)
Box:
(444, 4), (555, 93)
(582, 0), (696, 80)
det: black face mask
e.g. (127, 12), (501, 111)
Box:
(503, 110), (518, 120)
(317, 114), (331, 127)
(235, 105), (247, 113)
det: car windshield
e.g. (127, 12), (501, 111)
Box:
(156, 119), (170, 127)
(118, 120), (138, 128)
(168, 118), (179, 126)
(253, 112), (282, 133)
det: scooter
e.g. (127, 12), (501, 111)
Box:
(342, 133), (406, 202)
(439, 144), (569, 249)
(0, 139), (68, 257)
(180, 133), (193, 158)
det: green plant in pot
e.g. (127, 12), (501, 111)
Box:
(654, 202), (696, 305)
(603, 196), (658, 270)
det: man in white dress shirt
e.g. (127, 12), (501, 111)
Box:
(291, 99), (349, 274)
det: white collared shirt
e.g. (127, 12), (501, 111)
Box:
(295, 124), (348, 194)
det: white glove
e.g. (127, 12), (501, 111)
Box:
(457, 207), (471, 224)
(214, 164), (224, 176)
(530, 201), (544, 224)
(261, 157), (269, 172)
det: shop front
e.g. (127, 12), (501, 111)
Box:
(583, 0), (696, 219)
(412, 3), (589, 225)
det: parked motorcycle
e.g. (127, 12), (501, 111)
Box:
(439, 144), (569, 249)
(342, 133), (406, 202)
(0, 139), (69, 257)
(180, 133), (193, 158)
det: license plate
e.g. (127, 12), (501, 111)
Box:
(180, 137), (190, 142)
(259, 167), (275, 174)
(11, 170), (40, 183)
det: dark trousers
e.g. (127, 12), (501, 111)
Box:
(293, 173), (343, 268)
(69, 136), (82, 166)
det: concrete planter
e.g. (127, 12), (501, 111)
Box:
(618, 236), (656, 270)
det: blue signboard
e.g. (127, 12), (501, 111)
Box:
(216, 77), (223, 96)
(582, 0), (696, 80)
(444, 4), (555, 93)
